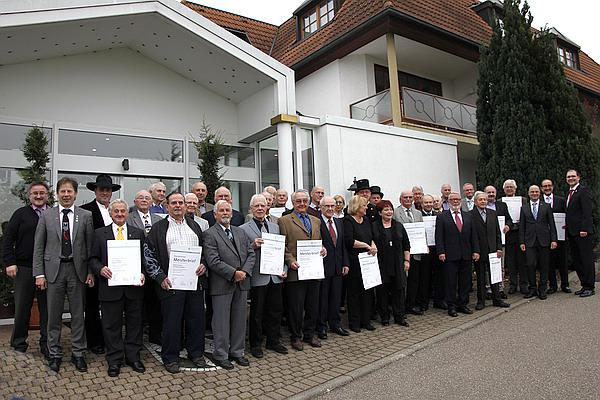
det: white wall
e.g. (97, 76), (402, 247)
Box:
(295, 61), (342, 117)
(237, 84), (276, 139)
(312, 117), (460, 204)
(0, 47), (243, 142)
(339, 55), (370, 118)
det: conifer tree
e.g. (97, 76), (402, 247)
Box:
(191, 118), (228, 201)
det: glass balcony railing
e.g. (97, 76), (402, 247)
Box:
(349, 89), (392, 124)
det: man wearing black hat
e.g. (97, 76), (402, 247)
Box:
(370, 186), (384, 207)
(349, 179), (379, 223)
(81, 174), (122, 354)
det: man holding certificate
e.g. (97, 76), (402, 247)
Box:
(241, 194), (288, 359)
(90, 199), (146, 377)
(470, 192), (510, 310)
(204, 200), (255, 370)
(278, 189), (326, 351)
(144, 192), (207, 374)
(541, 179), (570, 293)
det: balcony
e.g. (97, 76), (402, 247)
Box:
(350, 88), (477, 134)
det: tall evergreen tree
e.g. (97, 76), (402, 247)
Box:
(191, 118), (228, 201)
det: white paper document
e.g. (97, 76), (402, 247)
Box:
(296, 240), (324, 280)
(497, 216), (506, 245)
(553, 213), (566, 241)
(358, 253), (382, 290)
(489, 253), (503, 285)
(168, 245), (202, 291)
(260, 232), (286, 275)
(501, 197), (522, 223)
(268, 207), (285, 219)
(403, 222), (429, 254)
(422, 216), (437, 246)
(107, 240), (142, 286)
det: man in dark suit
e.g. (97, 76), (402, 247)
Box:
(148, 182), (167, 214)
(485, 185), (513, 298)
(201, 186), (244, 227)
(191, 181), (214, 216)
(471, 192), (510, 309)
(90, 199), (146, 377)
(240, 194), (288, 358)
(33, 177), (95, 373)
(144, 192), (208, 374)
(82, 174), (120, 355)
(541, 179), (571, 293)
(3, 182), (49, 357)
(307, 186), (325, 218)
(565, 169), (595, 297)
(204, 200), (255, 370)
(519, 185), (558, 300)
(317, 196), (350, 339)
(278, 189), (326, 351)
(435, 192), (480, 317)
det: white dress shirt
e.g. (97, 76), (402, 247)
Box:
(112, 223), (128, 240)
(97, 201), (112, 226)
(58, 204), (75, 240)
(322, 216), (338, 237)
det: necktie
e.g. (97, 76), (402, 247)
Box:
(143, 214), (151, 234)
(406, 209), (413, 222)
(328, 219), (337, 247)
(225, 228), (234, 242)
(35, 208), (42, 217)
(116, 226), (125, 240)
(259, 221), (268, 233)
(481, 210), (486, 223)
(454, 211), (462, 232)
(61, 209), (72, 258)
(532, 202), (538, 220)
(567, 189), (574, 206)
(545, 196), (552, 205)
(300, 214), (312, 236)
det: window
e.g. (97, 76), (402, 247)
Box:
(557, 46), (578, 69)
(374, 65), (443, 96)
(300, 0), (336, 39)
(188, 145), (255, 169)
(297, 128), (315, 190)
(0, 123), (52, 152)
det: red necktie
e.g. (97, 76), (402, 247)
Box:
(328, 219), (337, 247)
(567, 189), (574, 207)
(454, 211), (463, 232)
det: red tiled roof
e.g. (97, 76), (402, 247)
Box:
(182, 1), (278, 55)
(184, 0), (600, 96)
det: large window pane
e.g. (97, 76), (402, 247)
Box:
(259, 135), (279, 189)
(57, 172), (120, 206)
(0, 123), (52, 152)
(59, 129), (183, 163)
(298, 128), (315, 190)
(188, 144), (255, 170)
(0, 168), (26, 233)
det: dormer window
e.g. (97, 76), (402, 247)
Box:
(557, 46), (578, 69)
(300, 0), (336, 39)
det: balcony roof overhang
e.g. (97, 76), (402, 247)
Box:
(0, 0), (295, 111)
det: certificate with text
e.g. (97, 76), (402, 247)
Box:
(497, 216), (506, 245)
(403, 222), (429, 254)
(107, 240), (142, 286)
(422, 216), (437, 246)
(501, 197), (522, 223)
(358, 253), (382, 290)
(260, 232), (286, 275)
(553, 213), (566, 241)
(296, 240), (324, 280)
(489, 253), (503, 285)
(269, 207), (285, 218)
(168, 245), (202, 291)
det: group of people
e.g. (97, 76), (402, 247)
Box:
(3, 168), (594, 377)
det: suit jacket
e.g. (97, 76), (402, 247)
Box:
(471, 208), (502, 256)
(277, 212), (322, 282)
(81, 200), (110, 230)
(192, 215), (209, 232)
(144, 215), (207, 299)
(488, 200), (514, 231)
(565, 185), (594, 236)
(519, 201), (557, 247)
(393, 205), (423, 260)
(244, 212), (278, 225)
(195, 202), (214, 216)
(127, 209), (163, 236)
(89, 223), (145, 301)
(544, 194), (566, 213)
(202, 209), (245, 227)
(319, 216), (349, 278)
(460, 198), (475, 213)
(149, 204), (167, 214)
(240, 219), (286, 286)
(203, 224), (255, 295)
(33, 206), (94, 283)
(435, 210), (480, 261)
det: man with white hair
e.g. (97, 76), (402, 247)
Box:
(149, 182), (167, 214)
(191, 181), (213, 215)
(184, 193), (209, 231)
(440, 184), (452, 211)
(274, 188), (289, 209)
(202, 186), (245, 227)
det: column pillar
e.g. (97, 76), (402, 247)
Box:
(271, 114), (298, 196)
(386, 32), (402, 126)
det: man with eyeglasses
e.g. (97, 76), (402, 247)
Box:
(3, 182), (50, 358)
(128, 190), (163, 236)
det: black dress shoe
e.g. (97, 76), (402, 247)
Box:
(215, 359), (234, 370)
(71, 355), (87, 372)
(574, 288), (584, 295)
(126, 360), (146, 373)
(89, 345), (105, 355)
(250, 347), (264, 358)
(538, 292), (548, 300)
(579, 289), (595, 298)
(330, 327), (350, 336)
(524, 291), (536, 299)
(266, 342), (288, 354)
(350, 326), (361, 333)
(395, 317), (409, 327)
(362, 323), (376, 331)
(519, 287), (529, 295)
(107, 364), (120, 377)
(49, 358), (61, 373)
(433, 302), (448, 310)
(456, 306), (473, 314)
(291, 339), (304, 351)
(317, 331), (328, 340)
(562, 287), (572, 293)
(448, 309), (458, 317)
(408, 307), (423, 316)
(475, 303), (485, 310)
(164, 362), (180, 374)
(492, 300), (510, 308)
(381, 320), (390, 326)
(547, 287), (557, 294)
(499, 291), (508, 299)
(229, 356), (250, 367)
(304, 337), (322, 347)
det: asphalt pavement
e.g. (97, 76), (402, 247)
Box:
(319, 290), (600, 400)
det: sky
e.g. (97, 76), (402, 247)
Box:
(188, 0), (600, 62)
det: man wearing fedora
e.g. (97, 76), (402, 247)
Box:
(348, 179), (379, 223)
(81, 174), (121, 354)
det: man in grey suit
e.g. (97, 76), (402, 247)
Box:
(191, 181), (214, 216)
(204, 200), (255, 370)
(241, 194), (288, 359)
(393, 190), (426, 315)
(128, 190), (163, 236)
(33, 177), (95, 373)
(460, 183), (476, 212)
